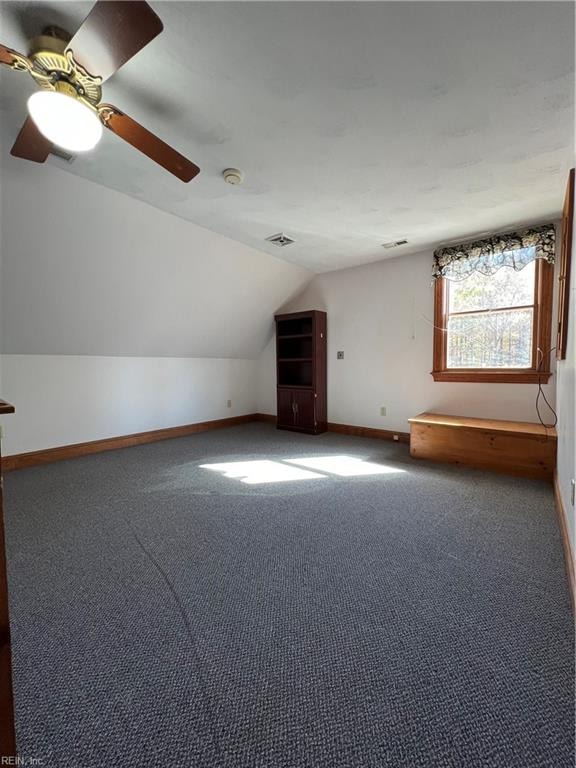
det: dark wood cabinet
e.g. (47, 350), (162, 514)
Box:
(275, 311), (327, 434)
(0, 400), (16, 759)
(277, 389), (295, 429)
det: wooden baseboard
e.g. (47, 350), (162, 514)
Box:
(4, 413), (411, 472)
(253, 413), (276, 424)
(327, 422), (410, 444)
(3, 414), (259, 471)
(254, 414), (410, 443)
(553, 471), (575, 612)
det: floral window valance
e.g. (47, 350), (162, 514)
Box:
(432, 223), (555, 281)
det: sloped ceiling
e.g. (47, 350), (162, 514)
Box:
(0, 156), (312, 357)
(0, 1), (573, 272)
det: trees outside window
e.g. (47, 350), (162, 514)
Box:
(432, 256), (553, 383)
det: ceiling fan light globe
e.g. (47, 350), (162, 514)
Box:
(27, 91), (102, 153)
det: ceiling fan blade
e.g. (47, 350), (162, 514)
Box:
(0, 42), (28, 68)
(100, 106), (200, 182)
(10, 118), (52, 163)
(66, 1), (163, 82)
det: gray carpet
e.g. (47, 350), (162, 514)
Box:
(4, 423), (574, 767)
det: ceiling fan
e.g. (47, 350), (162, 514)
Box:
(0, 0), (200, 182)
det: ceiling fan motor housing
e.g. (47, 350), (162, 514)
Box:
(30, 43), (102, 107)
(27, 30), (102, 106)
(29, 28), (70, 58)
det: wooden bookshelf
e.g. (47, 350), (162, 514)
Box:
(275, 311), (327, 434)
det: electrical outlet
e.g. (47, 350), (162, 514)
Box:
(337, 351), (344, 360)
(227, 399), (232, 408)
(393, 434), (399, 441)
(380, 406), (387, 416)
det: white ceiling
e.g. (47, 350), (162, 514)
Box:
(0, 1), (574, 273)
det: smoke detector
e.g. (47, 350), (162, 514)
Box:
(382, 239), (408, 250)
(266, 233), (295, 247)
(223, 168), (244, 185)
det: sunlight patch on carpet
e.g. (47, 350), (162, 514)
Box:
(200, 460), (325, 484)
(285, 455), (406, 476)
(200, 455), (405, 484)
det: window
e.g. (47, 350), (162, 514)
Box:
(432, 231), (554, 383)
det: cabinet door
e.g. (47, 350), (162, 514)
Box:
(294, 390), (316, 431)
(277, 389), (295, 428)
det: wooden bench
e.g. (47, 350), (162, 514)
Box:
(408, 412), (556, 480)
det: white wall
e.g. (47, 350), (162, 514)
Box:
(257, 247), (558, 431)
(0, 156), (312, 358)
(0, 355), (256, 456)
(555, 209), (576, 550)
(0, 156), (312, 455)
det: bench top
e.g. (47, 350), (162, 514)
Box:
(408, 412), (556, 438)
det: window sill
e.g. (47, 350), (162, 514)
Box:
(431, 370), (552, 384)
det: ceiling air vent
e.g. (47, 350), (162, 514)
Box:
(266, 232), (295, 247)
(49, 146), (75, 163)
(381, 239), (408, 250)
